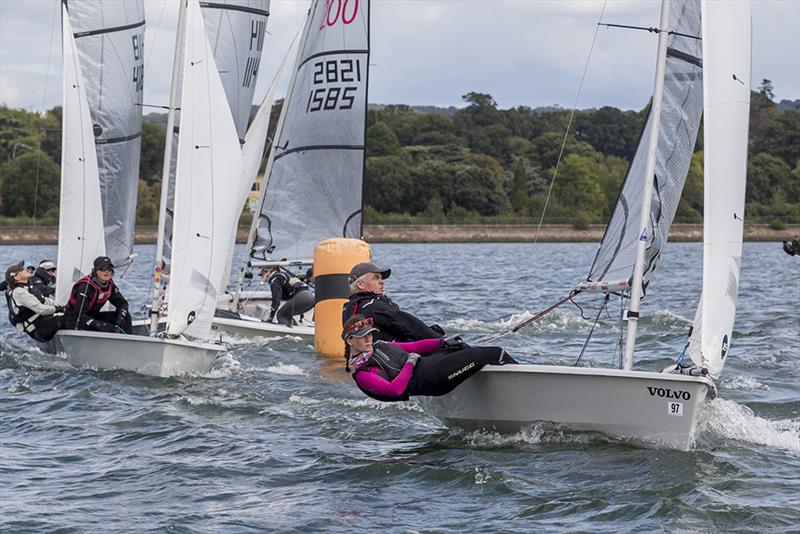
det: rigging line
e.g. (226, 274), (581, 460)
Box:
(533, 0), (607, 245)
(33, 2), (59, 226)
(575, 293), (609, 366)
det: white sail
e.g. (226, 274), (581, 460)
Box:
(687, 0), (751, 378)
(158, 0), (270, 282)
(66, 0), (145, 267)
(251, 0), (370, 262)
(166, 0), (244, 339)
(55, 5), (106, 304)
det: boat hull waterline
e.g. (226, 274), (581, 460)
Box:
(210, 316), (314, 339)
(53, 330), (225, 377)
(419, 364), (714, 451)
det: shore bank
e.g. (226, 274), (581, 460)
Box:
(1, 224), (797, 245)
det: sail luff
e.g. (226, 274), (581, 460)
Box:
(622, 0), (673, 370)
(150, 0), (188, 335)
(687, 0), (751, 378)
(56, 4), (106, 304)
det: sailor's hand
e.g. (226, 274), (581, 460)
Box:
(407, 353), (421, 366)
(54, 305), (65, 314)
(430, 324), (446, 336)
(442, 335), (464, 350)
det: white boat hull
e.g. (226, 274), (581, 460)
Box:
(53, 330), (224, 377)
(210, 315), (314, 339)
(419, 364), (715, 451)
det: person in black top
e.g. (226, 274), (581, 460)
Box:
(2, 260), (64, 342)
(64, 256), (132, 334)
(342, 262), (445, 343)
(29, 260), (57, 301)
(260, 267), (315, 326)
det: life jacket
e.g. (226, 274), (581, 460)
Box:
(269, 271), (308, 300)
(4, 287), (39, 333)
(68, 275), (113, 313)
(349, 341), (412, 402)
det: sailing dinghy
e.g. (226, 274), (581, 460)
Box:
(421, 0), (752, 451)
(211, 0), (371, 340)
(54, 0), (254, 376)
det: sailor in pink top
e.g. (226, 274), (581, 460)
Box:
(343, 315), (516, 402)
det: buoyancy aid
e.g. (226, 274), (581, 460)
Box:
(349, 341), (412, 402)
(68, 275), (113, 313)
(4, 287), (39, 333)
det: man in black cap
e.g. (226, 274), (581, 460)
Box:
(342, 262), (445, 343)
(2, 260), (64, 342)
(64, 256), (132, 334)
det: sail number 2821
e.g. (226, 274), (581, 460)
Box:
(306, 59), (361, 113)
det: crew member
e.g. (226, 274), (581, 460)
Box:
(2, 260), (63, 342)
(261, 267), (314, 326)
(343, 262), (445, 343)
(29, 260), (57, 301)
(343, 314), (516, 402)
(64, 256), (132, 334)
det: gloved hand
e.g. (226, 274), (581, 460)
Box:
(268, 312), (276, 323)
(54, 305), (65, 314)
(86, 318), (116, 333)
(429, 324), (446, 336)
(442, 335), (464, 350)
(115, 309), (129, 327)
(406, 353), (421, 366)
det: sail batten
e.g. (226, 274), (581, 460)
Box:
(588, 0), (703, 292)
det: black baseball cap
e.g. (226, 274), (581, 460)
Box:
(5, 260), (26, 285)
(348, 262), (391, 284)
(93, 256), (115, 270)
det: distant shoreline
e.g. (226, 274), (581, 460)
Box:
(1, 224), (797, 245)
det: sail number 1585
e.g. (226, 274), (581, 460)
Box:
(306, 59), (361, 113)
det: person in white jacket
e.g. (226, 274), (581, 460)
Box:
(2, 261), (63, 342)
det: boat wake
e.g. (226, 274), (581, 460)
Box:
(699, 398), (799, 452)
(444, 422), (599, 448)
(265, 363), (308, 376)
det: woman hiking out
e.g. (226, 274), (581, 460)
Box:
(343, 314), (517, 402)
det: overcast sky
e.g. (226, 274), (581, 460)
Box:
(1, 0), (798, 113)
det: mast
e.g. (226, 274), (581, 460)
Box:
(232, 2), (317, 309)
(149, 0), (187, 335)
(622, 0), (671, 370)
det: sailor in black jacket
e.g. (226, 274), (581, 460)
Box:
(342, 262), (444, 343)
(64, 256), (132, 334)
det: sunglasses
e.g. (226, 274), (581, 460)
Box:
(344, 317), (374, 338)
(97, 267), (114, 273)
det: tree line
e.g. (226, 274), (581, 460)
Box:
(1, 79), (797, 227)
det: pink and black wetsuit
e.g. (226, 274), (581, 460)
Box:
(349, 338), (508, 402)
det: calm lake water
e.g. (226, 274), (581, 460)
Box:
(1, 242), (798, 533)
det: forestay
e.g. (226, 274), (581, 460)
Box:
(587, 0), (703, 292)
(55, 5), (106, 304)
(251, 0), (370, 262)
(166, 0), (244, 339)
(66, 0), (145, 268)
(159, 0), (270, 278)
(687, 0), (751, 378)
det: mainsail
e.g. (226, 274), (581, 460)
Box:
(687, 0), (751, 378)
(158, 0), (270, 277)
(166, 0), (244, 340)
(55, 4), (106, 304)
(250, 0), (370, 262)
(66, 0), (146, 267)
(587, 0), (703, 291)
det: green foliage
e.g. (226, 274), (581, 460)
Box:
(0, 150), (60, 217)
(367, 122), (401, 156)
(139, 121), (165, 184)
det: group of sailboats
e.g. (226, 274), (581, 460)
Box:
(50, 0), (371, 375)
(43, 0), (751, 450)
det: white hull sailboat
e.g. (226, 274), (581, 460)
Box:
(53, 0), (257, 376)
(423, 0), (751, 450)
(212, 0), (371, 340)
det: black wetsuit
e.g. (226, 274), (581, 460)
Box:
(342, 292), (444, 343)
(267, 271), (314, 325)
